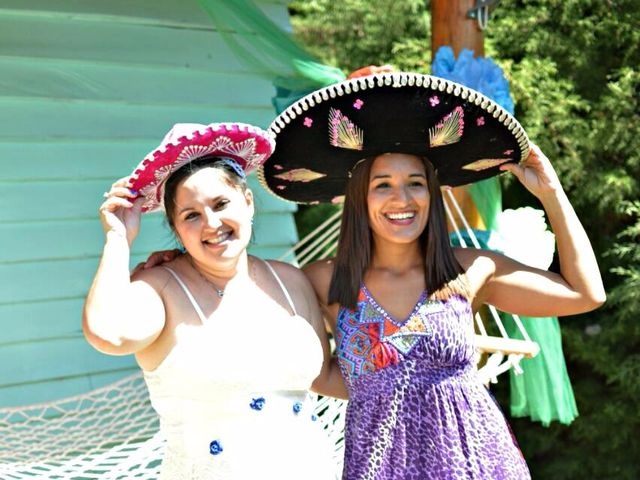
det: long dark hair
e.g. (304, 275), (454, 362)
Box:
(163, 156), (247, 231)
(328, 155), (468, 309)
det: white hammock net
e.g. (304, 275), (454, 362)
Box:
(0, 190), (538, 479)
(0, 373), (346, 479)
(0, 374), (161, 479)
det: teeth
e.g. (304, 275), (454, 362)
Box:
(386, 212), (415, 220)
(204, 232), (231, 245)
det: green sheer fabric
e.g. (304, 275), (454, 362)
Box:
(506, 316), (578, 425)
(484, 183), (578, 425)
(196, 0), (345, 114)
(469, 178), (502, 232)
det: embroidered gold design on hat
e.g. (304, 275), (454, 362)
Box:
(429, 106), (464, 148)
(463, 158), (511, 171)
(329, 108), (364, 151)
(274, 168), (327, 183)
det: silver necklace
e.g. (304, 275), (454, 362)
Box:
(188, 256), (226, 298)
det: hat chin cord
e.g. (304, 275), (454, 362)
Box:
(348, 158), (369, 178)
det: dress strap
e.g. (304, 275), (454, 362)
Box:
(161, 266), (207, 324)
(261, 260), (297, 316)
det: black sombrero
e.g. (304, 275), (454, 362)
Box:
(258, 72), (529, 204)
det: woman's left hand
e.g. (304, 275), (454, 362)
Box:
(131, 249), (182, 277)
(500, 143), (562, 199)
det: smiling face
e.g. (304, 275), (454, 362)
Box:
(367, 153), (430, 248)
(171, 167), (254, 266)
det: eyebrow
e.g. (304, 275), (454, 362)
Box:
(370, 173), (427, 180)
(176, 195), (225, 215)
(177, 205), (195, 215)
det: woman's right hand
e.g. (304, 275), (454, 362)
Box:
(99, 176), (143, 246)
(499, 143), (562, 201)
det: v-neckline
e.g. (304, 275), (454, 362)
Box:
(361, 284), (427, 326)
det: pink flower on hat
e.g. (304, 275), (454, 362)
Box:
(303, 117), (313, 127)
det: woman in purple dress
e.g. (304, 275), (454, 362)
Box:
(259, 72), (606, 479)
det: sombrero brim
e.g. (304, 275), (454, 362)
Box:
(258, 72), (529, 204)
(127, 122), (275, 213)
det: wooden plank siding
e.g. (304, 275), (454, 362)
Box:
(0, 0), (298, 408)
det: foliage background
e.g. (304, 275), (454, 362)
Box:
(288, 1), (640, 478)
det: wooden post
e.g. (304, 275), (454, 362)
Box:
(431, 0), (485, 58)
(431, 0), (486, 231)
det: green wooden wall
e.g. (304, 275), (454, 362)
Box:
(0, 0), (297, 408)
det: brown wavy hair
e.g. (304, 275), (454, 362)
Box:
(327, 155), (469, 309)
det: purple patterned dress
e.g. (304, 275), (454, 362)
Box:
(336, 285), (531, 480)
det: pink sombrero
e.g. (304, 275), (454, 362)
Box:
(127, 122), (275, 213)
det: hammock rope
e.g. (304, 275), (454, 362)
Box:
(0, 373), (346, 479)
(442, 189), (539, 382)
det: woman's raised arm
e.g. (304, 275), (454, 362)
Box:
(82, 181), (167, 355)
(469, 143), (606, 316)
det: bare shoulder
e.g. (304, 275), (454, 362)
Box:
(260, 258), (316, 298)
(453, 247), (498, 271)
(261, 258), (306, 284)
(130, 261), (175, 295)
(261, 258), (321, 318)
(301, 258), (335, 300)
(302, 258), (335, 283)
(453, 247), (500, 297)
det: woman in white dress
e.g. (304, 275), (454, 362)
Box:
(83, 122), (346, 479)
